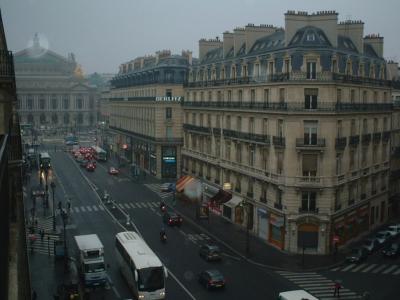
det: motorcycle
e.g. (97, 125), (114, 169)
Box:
(160, 202), (166, 212)
(160, 233), (167, 243)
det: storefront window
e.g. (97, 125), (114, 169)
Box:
(161, 146), (177, 178)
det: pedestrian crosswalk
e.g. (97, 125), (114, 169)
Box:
(179, 231), (211, 245)
(59, 201), (161, 214)
(276, 271), (362, 300)
(26, 217), (61, 256)
(330, 263), (400, 276)
(144, 183), (174, 199)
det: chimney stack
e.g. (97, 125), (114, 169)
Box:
(337, 20), (364, 53)
(244, 23), (277, 53)
(199, 37), (222, 61)
(364, 34), (384, 57)
(223, 31), (234, 58)
(233, 27), (246, 56)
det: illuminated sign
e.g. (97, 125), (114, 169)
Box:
(155, 96), (182, 102)
(163, 156), (176, 163)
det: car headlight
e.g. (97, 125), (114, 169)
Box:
(138, 295), (145, 299)
(160, 291), (165, 296)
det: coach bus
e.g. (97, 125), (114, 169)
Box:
(115, 231), (167, 299)
(39, 152), (51, 170)
(92, 146), (107, 161)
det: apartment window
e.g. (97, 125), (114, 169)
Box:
(76, 97), (83, 109)
(51, 95), (58, 110)
(247, 178), (254, 196)
(263, 89), (270, 105)
(346, 61), (352, 75)
(371, 176), (377, 195)
(306, 62), (316, 79)
(249, 118), (254, 134)
(254, 64), (260, 77)
(226, 115), (231, 129)
(362, 119), (368, 134)
(337, 120), (343, 137)
(237, 116), (242, 131)
(262, 149), (268, 170)
(362, 90), (368, 104)
(336, 153), (342, 175)
(351, 119), (356, 135)
(306, 33), (315, 41)
(250, 89), (256, 105)
(225, 141), (231, 160)
(361, 179), (367, 199)
(263, 118), (268, 135)
(227, 90), (232, 102)
(27, 96), (33, 110)
(373, 91), (378, 103)
(381, 173), (387, 190)
(199, 114), (203, 126)
(335, 189), (342, 211)
(382, 144), (387, 161)
(39, 96), (46, 110)
(383, 117), (388, 131)
(349, 149), (356, 170)
(235, 175), (241, 193)
(361, 147), (368, 166)
(216, 115), (220, 128)
(337, 89), (342, 103)
(370, 207), (375, 225)
(207, 114), (211, 128)
(166, 126), (173, 138)
(372, 146), (378, 164)
(215, 138), (220, 157)
(276, 189), (282, 206)
(350, 90), (356, 103)
(279, 88), (285, 103)
(217, 91), (221, 101)
(332, 59), (337, 73)
(277, 152), (283, 174)
(349, 183), (356, 205)
(238, 90), (243, 103)
(373, 118), (378, 132)
(261, 185), (267, 203)
(302, 154), (317, 177)
(383, 92), (387, 102)
(304, 121), (318, 145)
(284, 59), (290, 74)
(221, 68), (225, 80)
(304, 89), (318, 109)
(277, 119), (284, 137)
(208, 91), (212, 101)
(236, 143), (242, 163)
(193, 92), (197, 102)
(185, 113), (189, 123)
(248, 145), (255, 166)
(242, 65), (248, 77)
(192, 113), (196, 125)
(268, 61), (274, 76)
(191, 135), (196, 149)
(166, 107), (172, 119)
(200, 91), (204, 102)
(301, 192), (316, 212)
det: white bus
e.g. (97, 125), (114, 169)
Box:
(115, 231), (167, 300)
(92, 146), (107, 161)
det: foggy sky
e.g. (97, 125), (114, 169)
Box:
(1, 0), (400, 74)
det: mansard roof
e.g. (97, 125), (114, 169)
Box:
(364, 43), (379, 58)
(288, 26), (332, 48)
(338, 35), (358, 53)
(249, 30), (285, 54)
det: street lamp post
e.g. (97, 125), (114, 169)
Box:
(50, 181), (56, 231)
(44, 168), (49, 209)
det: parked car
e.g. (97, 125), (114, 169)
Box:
(108, 167), (119, 175)
(198, 270), (225, 290)
(362, 238), (380, 253)
(163, 210), (183, 226)
(386, 224), (400, 237)
(199, 244), (222, 262)
(375, 231), (392, 245)
(382, 242), (400, 258)
(346, 247), (368, 263)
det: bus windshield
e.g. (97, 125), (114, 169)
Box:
(138, 267), (164, 292)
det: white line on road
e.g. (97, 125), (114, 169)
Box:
(221, 252), (241, 261)
(382, 265), (398, 274)
(80, 206), (86, 212)
(362, 264), (377, 273)
(372, 264), (387, 273)
(136, 203), (142, 208)
(393, 268), (400, 275)
(129, 203), (136, 208)
(341, 263), (356, 272)
(351, 263), (367, 272)
(92, 205), (98, 211)
(86, 206), (92, 212)
(74, 207), (79, 213)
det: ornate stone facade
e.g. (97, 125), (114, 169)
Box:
(14, 34), (97, 131)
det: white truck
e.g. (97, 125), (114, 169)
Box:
(74, 234), (107, 287)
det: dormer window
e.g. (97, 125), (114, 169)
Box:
(306, 33), (315, 41)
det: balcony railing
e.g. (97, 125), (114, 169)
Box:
(296, 138), (326, 148)
(0, 50), (15, 79)
(298, 208), (319, 214)
(392, 147), (400, 158)
(182, 100), (393, 112)
(349, 135), (360, 147)
(335, 137), (347, 150)
(272, 136), (285, 148)
(183, 123), (211, 134)
(212, 127), (221, 135)
(222, 129), (270, 145)
(373, 132), (381, 144)
(274, 202), (283, 210)
(382, 131), (391, 143)
(362, 133), (372, 146)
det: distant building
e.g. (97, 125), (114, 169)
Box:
(107, 50), (192, 178)
(183, 11), (400, 254)
(14, 34), (97, 132)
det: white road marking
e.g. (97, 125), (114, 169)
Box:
(341, 263), (356, 272)
(92, 205), (98, 211)
(86, 206), (92, 212)
(372, 264), (387, 273)
(129, 203), (136, 208)
(80, 206), (86, 212)
(361, 264), (377, 273)
(382, 265), (398, 274)
(74, 207), (79, 213)
(136, 203), (142, 208)
(351, 263), (367, 272)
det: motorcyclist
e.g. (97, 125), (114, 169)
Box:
(160, 201), (166, 211)
(160, 228), (167, 241)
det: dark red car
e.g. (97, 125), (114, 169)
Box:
(163, 210), (183, 226)
(86, 163), (95, 172)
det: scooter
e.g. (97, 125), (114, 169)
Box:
(160, 202), (166, 212)
(160, 233), (167, 243)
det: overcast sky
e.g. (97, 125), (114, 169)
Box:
(1, 0), (399, 74)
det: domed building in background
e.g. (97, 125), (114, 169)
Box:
(14, 33), (98, 133)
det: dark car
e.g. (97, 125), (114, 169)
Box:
(362, 238), (380, 254)
(198, 269), (225, 290)
(86, 163), (95, 172)
(346, 247), (368, 263)
(163, 211), (183, 226)
(199, 244), (222, 262)
(382, 242), (400, 258)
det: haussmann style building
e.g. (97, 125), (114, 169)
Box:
(107, 50), (193, 179)
(182, 11), (400, 254)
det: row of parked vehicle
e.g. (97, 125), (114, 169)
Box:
(346, 223), (400, 263)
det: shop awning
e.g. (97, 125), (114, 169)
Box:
(223, 195), (242, 208)
(176, 175), (194, 193)
(210, 189), (232, 205)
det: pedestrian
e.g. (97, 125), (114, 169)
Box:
(32, 290), (37, 300)
(40, 228), (45, 242)
(58, 200), (62, 210)
(333, 280), (342, 297)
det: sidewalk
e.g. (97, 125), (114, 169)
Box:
(111, 158), (346, 272)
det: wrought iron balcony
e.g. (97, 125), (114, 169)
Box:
(382, 131), (391, 143)
(349, 135), (360, 147)
(274, 202), (283, 210)
(246, 192), (254, 198)
(222, 129), (270, 145)
(335, 137), (347, 150)
(296, 138), (326, 149)
(373, 132), (381, 144)
(212, 127), (221, 135)
(183, 123), (211, 134)
(298, 207), (319, 214)
(362, 133), (372, 146)
(272, 136), (285, 148)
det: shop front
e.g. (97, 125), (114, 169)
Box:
(209, 189), (232, 216)
(161, 146), (177, 178)
(149, 144), (157, 176)
(257, 208), (268, 241)
(297, 222), (319, 251)
(222, 195), (242, 222)
(269, 213), (285, 250)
